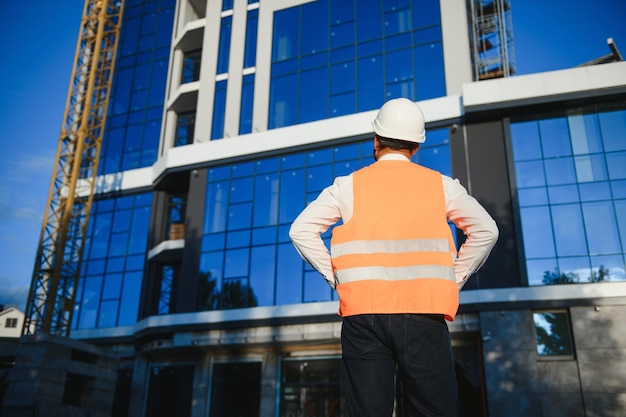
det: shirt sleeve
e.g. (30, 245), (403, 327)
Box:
(443, 176), (499, 290)
(289, 178), (345, 289)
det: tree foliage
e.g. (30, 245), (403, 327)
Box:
(542, 265), (611, 285)
(542, 268), (579, 285)
(197, 271), (258, 310)
(534, 312), (573, 356)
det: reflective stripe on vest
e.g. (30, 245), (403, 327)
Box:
(330, 160), (459, 320)
(331, 238), (456, 283)
(332, 238), (451, 257)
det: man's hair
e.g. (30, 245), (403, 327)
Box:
(376, 135), (419, 152)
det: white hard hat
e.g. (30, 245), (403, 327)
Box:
(372, 98), (426, 143)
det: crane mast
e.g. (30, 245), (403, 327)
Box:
(22, 0), (124, 337)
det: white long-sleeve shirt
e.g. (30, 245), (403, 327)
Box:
(289, 154), (499, 290)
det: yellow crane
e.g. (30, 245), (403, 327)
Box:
(22, 0), (124, 336)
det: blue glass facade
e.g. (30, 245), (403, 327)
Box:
(99, 0), (175, 174)
(511, 106), (626, 286)
(73, 0), (175, 329)
(74, 193), (152, 329)
(269, 0), (444, 129)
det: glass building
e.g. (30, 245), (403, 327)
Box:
(49, 0), (626, 416)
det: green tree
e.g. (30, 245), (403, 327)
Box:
(542, 268), (579, 285)
(220, 280), (258, 309)
(197, 271), (219, 310)
(197, 271), (258, 310)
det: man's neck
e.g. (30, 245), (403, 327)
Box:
(378, 148), (412, 160)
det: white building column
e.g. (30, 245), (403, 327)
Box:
(440, 0), (474, 94)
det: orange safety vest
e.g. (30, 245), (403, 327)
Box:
(331, 160), (459, 320)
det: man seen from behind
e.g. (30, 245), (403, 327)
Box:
(289, 98), (499, 417)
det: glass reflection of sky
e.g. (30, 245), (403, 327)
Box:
(532, 311), (573, 356)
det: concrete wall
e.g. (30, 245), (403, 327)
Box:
(571, 305), (626, 417)
(480, 305), (626, 417)
(0, 335), (119, 417)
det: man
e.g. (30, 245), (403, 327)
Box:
(289, 98), (499, 417)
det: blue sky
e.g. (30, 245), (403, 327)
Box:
(0, 0), (625, 311)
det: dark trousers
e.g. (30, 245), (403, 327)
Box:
(341, 314), (459, 417)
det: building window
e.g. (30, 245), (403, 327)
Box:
(217, 15), (232, 75)
(243, 8), (258, 69)
(211, 80), (228, 140)
(199, 129), (450, 310)
(239, 74), (254, 134)
(5, 318), (18, 328)
(280, 357), (346, 417)
(222, 0), (233, 12)
(168, 193), (187, 239)
(510, 106), (626, 286)
(158, 265), (179, 315)
(181, 49), (201, 84)
(269, 0), (444, 129)
(532, 310), (574, 358)
(175, 112), (196, 146)
(210, 362), (261, 416)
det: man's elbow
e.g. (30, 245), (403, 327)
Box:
(288, 222), (303, 243)
(487, 219), (499, 245)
